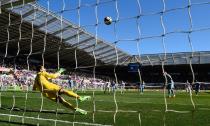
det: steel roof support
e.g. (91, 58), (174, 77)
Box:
(50, 25), (73, 36)
(36, 17), (57, 29)
(109, 55), (129, 65)
(22, 8), (36, 18)
(80, 40), (102, 51)
(97, 50), (118, 60)
(105, 54), (126, 64)
(102, 52), (124, 62)
(64, 31), (84, 42)
(71, 37), (94, 47)
(88, 44), (110, 53)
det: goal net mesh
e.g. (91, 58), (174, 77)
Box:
(0, 0), (210, 125)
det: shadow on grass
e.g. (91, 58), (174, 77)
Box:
(0, 105), (75, 115)
(0, 119), (36, 126)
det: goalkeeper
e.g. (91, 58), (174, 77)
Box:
(33, 65), (91, 115)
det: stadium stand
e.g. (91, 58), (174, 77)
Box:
(1, 0), (210, 126)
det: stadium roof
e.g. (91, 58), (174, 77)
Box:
(0, 1), (131, 67)
(122, 51), (210, 66)
(0, 0), (34, 8)
(0, 1), (210, 67)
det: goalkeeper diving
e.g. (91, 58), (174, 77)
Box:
(33, 65), (91, 115)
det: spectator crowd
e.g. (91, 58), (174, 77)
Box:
(0, 65), (125, 92)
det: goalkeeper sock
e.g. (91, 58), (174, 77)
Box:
(75, 108), (87, 115)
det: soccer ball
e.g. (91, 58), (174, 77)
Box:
(104, 16), (112, 25)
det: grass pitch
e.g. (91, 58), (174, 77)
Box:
(0, 90), (210, 126)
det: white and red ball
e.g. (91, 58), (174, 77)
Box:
(104, 16), (112, 25)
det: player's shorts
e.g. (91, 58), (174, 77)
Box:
(43, 92), (58, 101)
(42, 83), (63, 101)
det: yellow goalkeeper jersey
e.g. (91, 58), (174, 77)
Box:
(33, 71), (61, 92)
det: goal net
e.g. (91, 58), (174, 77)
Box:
(0, 0), (210, 125)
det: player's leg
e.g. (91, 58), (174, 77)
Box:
(171, 89), (175, 97)
(59, 89), (91, 102)
(188, 86), (191, 93)
(195, 89), (198, 95)
(59, 88), (79, 98)
(57, 96), (87, 115)
(104, 86), (107, 94)
(44, 92), (76, 111)
(189, 86), (191, 94)
(123, 85), (125, 93)
(168, 89), (171, 98)
(57, 95), (75, 110)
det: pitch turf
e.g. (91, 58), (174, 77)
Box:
(0, 90), (210, 126)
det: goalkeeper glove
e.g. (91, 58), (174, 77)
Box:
(57, 68), (66, 74)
